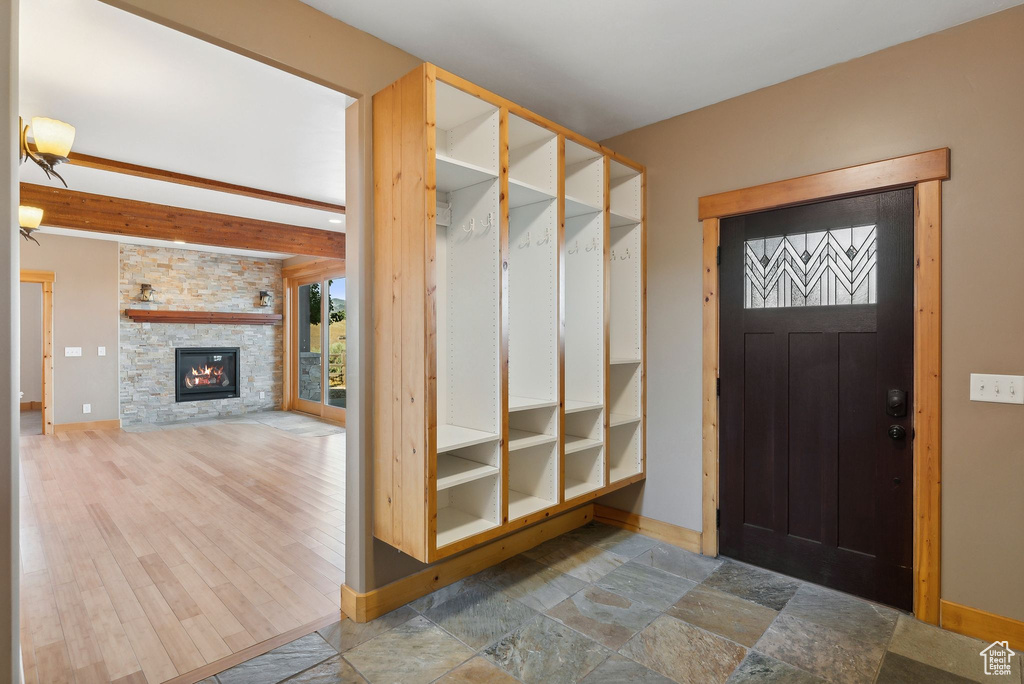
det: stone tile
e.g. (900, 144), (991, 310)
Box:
(437, 657), (520, 683)
(634, 543), (723, 582)
(595, 561), (696, 611)
(580, 654), (675, 683)
(479, 555), (588, 611)
(726, 651), (825, 683)
(521, 536), (570, 561)
(409, 573), (492, 613)
(755, 613), (886, 684)
(546, 585), (662, 650)
(782, 583), (898, 646)
(343, 616), (474, 684)
(700, 561), (800, 610)
(563, 522), (660, 557)
(317, 606), (418, 653)
(532, 539), (630, 582)
(484, 615), (610, 684)
(621, 615), (748, 684)
(876, 652), (975, 684)
(888, 614), (1014, 683)
(421, 584), (537, 649)
(667, 584), (778, 647)
(280, 656), (366, 683)
(216, 633), (338, 684)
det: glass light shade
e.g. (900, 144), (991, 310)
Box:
(31, 117), (75, 158)
(19, 205), (43, 229)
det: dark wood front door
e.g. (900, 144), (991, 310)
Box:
(719, 190), (914, 609)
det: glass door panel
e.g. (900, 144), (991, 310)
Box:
(297, 282), (323, 405)
(326, 278), (347, 410)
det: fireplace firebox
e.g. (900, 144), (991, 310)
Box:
(175, 347), (240, 402)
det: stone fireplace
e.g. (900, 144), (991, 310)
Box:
(119, 244), (282, 426)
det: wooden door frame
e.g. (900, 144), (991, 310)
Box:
(282, 259), (347, 424)
(698, 148), (949, 624)
(19, 270), (55, 436)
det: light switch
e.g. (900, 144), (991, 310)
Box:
(970, 374), (1024, 404)
(65, 347), (82, 357)
(83, 403), (91, 414)
(98, 346), (106, 356)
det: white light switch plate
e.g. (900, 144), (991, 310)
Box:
(98, 346), (106, 356)
(970, 374), (1024, 404)
(82, 403), (91, 414)
(65, 347), (82, 357)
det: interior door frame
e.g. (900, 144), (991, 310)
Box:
(19, 270), (54, 436)
(698, 148), (949, 624)
(282, 258), (347, 424)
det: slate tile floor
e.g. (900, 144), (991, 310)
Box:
(205, 523), (1021, 684)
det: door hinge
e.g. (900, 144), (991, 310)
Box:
(716, 508), (721, 528)
(716, 377), (720, 397)
(716, 245), (721, 266)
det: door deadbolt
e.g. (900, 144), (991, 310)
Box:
(888, 424), (907, 440)
(886, 389), (908, 417)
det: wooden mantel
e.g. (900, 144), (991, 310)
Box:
(124, 309), (282, 325)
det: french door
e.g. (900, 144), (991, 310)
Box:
(291, 270), (347, 424)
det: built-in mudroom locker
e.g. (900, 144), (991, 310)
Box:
(372, 64), (646, 563)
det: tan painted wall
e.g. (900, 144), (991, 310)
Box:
(599, 6), (1024, 621)
(100, 0), (424, 593)
(20, 235), (120, 424)
(19, 284), (42, 404)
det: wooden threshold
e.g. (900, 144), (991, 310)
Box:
(20, 183), (346, 258)
(164, 613), (343, 684)
(124, 309), (283, 325)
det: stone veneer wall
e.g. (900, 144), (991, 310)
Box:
(119, 245), (283, 426)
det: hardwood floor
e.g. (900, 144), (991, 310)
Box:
(19, 419), (346, 684)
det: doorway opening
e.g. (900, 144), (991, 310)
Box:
(699, 149), (948, 623)
(17, 0), (353, 681)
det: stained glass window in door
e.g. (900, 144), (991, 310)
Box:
(744, 224), (877, 308)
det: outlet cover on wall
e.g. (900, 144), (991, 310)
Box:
(83, 403), (92, 414)
(970, 373), (1024, 404)
(98, 346), (106, 356)
(259, 391), (265, 399)
(65, 347), (82, 357)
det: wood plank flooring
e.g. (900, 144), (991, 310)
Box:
(19, 420), (346, 684)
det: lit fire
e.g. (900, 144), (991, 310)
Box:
(184, 364), (228, 389)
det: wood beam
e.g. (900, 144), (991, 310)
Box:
(21, 183), (345, 259)
(30, 144), (345, 214)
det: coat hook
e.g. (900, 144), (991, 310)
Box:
(568, 240), (579, 255)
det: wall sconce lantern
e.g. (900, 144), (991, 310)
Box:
(18, 205), (43, 245)
(20, 116), (76, 187)
(139, 283), (156, 302)
(259, 290), (272, 307)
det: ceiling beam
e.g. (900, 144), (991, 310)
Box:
(21, 183), (345, 259)
(29, 144), (345, 214)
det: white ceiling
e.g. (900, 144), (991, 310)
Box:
(302, 0), (1023, 140)
(19, 0), (351, 252)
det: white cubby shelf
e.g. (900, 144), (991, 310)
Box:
(373, 66), (644, 563)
